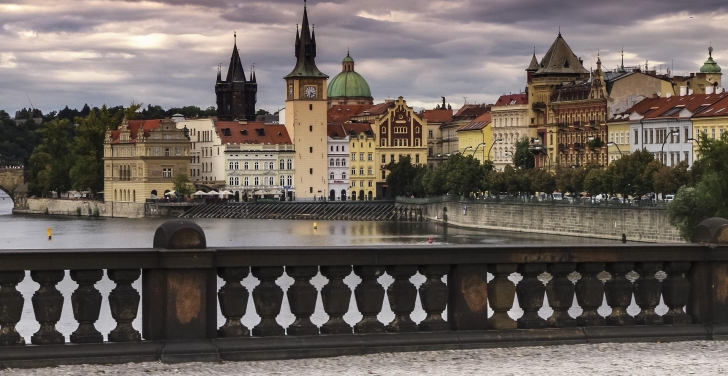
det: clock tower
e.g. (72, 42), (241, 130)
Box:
(284, 1), (329, 199)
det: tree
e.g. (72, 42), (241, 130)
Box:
(669, 133), (728, 239)
(385, 156), (425, 198)
(69, 108), (114, 193)
(173, 173), (194, 198)
(605, 149), (655, 198)
(530, 168), (556, 195)
(444, 154), (490, 196)
(26, 119), (73, 196)
(583, 168), (605, 196)
(512, 138), (535, 169)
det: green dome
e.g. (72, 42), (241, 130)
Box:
(328, 71), (372, 98)
(342, 54), (354, 63)
(701, 47), (721, 73)
(701, 57), (721, 73)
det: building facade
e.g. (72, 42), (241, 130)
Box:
(216, 121), (295, 201)
(104, 118), (191, 202)
(346, 123), (377, 200)
(420, 102), (453, 167)
(457, 112), (492, 164)
(175, 118), (224, 187)
(284, 3), (329, 200)
(491, 93), (528, 170)
(327, 124), (350, 201)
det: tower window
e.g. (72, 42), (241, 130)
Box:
(310, 168), (313, 175)
(310, 125), (313, 132)
(309, 104), (313, 111)
(309, 147), (313, 153)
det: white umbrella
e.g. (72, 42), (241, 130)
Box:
(193, 190), (206, 196)
(219, 190), (233, 196)
(207, 190), (219, 196)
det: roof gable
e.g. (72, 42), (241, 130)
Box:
(535, 34), (588, 76)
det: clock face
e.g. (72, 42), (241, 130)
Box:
(288, 85), (293, 99)
(305, 86), (317, 99)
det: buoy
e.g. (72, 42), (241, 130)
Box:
(47, 228), (52, 240)
(428, 236), (433, 244)
(313, 222), (318, 230)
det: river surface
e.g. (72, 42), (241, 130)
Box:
(0, 197), (655, 343)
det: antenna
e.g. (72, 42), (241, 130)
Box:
(463, 97), (467, 105)
(26, 94), (34, 111)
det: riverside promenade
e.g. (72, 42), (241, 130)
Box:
(4, 341), (726, 375)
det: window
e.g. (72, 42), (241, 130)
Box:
(367, 167), (372, 175)
(309, 125), (313, 132)
(280, 176), (285, 186)
(368, 153), (373, 161)
(254, 162), (259, 170)
(330, 146), (333, 152)
(429, 130), (433, 138)
(342, 172), (346, 179)
(165, 148), (170, 157)
(416, 154), (420, 163)
(254, 177), (259, 186)
(162, 168), (172, 178)
(310, 147), (313, 153)
(351, 153), (356, 161)
(635, 130), (639, 145)
(287, 159), (293, 170)
(368, 181), (373, 187)
(359, 167), (364, 175)
(287, 176), (292, 186)
(330, 159), (335, 166)
(330, 172), (335, 180)
(244, 162), (249, 170)
(428, 147), (433, 157)
(415, 127), (420, 134)
(280, 159), (285, 170)
(351, 168), (356, 175)
(382, 126), (386, 134)
(335, 159), (340, 166)
(360, 153), (364, 161)
(360, 181), (364, 187)
(382, 171), (386, 179)
(268, 177), (274, 186)
(390, 154), (395, 162)
(309, 168), (313, 175)
(712, 128), (716, 139)
(269, 162), (274, 170)
(382, 155), (386, 163)
(650, 130), (654, 144)
(341, 159), (346, 166)
(229, 162), (234, 170)
(381, 139), (387, 146)
(244, 177), (249, 186)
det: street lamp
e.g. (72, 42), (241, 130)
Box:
(470, 142), (487, 161)
(488, 139), (503, 160)
(661, 130), (679, 165)
(606, 142), (623, 156)
(530, 145), (551, 171)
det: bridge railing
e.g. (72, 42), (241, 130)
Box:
(1, 219), (728, 368)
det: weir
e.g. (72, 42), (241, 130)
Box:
(180, 201), (418, 221)
(1, 218), (728, 368)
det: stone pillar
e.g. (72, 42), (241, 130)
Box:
(143, 220), (217, 362)
(689, 218), (728, 334)
(448, 264), (488, 330)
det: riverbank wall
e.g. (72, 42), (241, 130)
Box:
(14, 198), (146, 218)
(396, 198), (683, 243)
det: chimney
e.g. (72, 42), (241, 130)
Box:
(706, 86), (714, 94)
(652, 93), (659, 98)
(680, 86), (687, 96)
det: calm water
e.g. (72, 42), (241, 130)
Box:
(1, 196), (649, 343)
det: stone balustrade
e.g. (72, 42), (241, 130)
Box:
(1, 219), (728, 368)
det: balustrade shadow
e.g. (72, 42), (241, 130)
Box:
(1, 219), (728, 368)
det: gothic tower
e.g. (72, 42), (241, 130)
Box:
(284, 1), (329, 199)
(216, 33), (257, 121)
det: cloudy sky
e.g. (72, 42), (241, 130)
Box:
(1, 0), (727, 115)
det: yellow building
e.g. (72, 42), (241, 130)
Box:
(103, 118), (191, 202)
(284, 3), (329, 199)
(456, 112), (492, 164)
(346, 123), (377, 200)
(691, 94), (728, 160)
(672, 47), (723, 95)
(606, 118), (630, 164)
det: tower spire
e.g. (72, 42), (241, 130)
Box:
(621, 46), (624, 72)
(285, 0), (327, 79)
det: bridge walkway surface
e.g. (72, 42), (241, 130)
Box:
(3, 341), (726, 375)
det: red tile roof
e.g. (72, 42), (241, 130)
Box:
(363, 102), (395, 115)
(454, 104), (491, 118)
(420, 109), (453, 123)
(494, 94), (528, 106)
(457, 112), (491, 131)
(692, 94), (728, 117)
(109, 119), (162, 144)
(328, 105), (371, 123)
(342, 122), (373, 137)
(214, 121), (292, 145)
(639, 94), (728, 119)
(327, 123), (347, 138)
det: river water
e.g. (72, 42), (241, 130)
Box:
(0, 197), (650, 342)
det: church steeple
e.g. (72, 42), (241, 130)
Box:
(226, 31), (246, 82)
(285, 1), (328, 79)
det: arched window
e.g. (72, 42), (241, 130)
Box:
(280, 175), (285, 186)
(382, 139), (387, 147)
(254, 177), (259, 186)
(254, 162), (259, 170)
(269, 162), (274, 170)
(244, 177), (249, 186)
(287, 159), (293, 170)
(359, 167), (364, 175)
(229, 177), (234, 186)
(229, 162), (234, 170)
(335, 159), (340, 166)
(367, 167), (372, 175)
(415, 127), (420, 133)
(415, 139), (420, 146)
(330, 172), (335, 180)
(287, 175), (292, 186)
(341, 159), (346, 166)
(330, 158), (335, 166)
(351, 168), (356, 175)
(382, 126), (386, 134)
(342, 172), (347, 179)
(234, 162), (239, 170)
(244, 162), (249, 170)
(280, 159), (285, 170)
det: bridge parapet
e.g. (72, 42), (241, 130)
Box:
(1, 218), (728, 368)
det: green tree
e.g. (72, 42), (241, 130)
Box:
(583, 168), (605, 196)
(26, 119), (73, 196)
(69, 108), (114, 193)
(385, 156), (425, 198)
(605, 149), (655, 198)
(512, 138), (535, 169)
(529, 168), (556, 195)
(173, 173), (194, 198)
(669, 133), (728, 239)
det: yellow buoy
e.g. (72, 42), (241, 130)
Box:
(47, 228), (52, 240)
(313, 222), (318, 230)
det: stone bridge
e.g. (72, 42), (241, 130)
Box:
(0, 166), (28, 210)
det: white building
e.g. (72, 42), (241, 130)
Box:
(175, 118), (225, 185)
(327, 124), (350, 200)
(215, 121), (295, 201)
(491, 94), (529, 170)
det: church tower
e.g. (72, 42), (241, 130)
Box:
(216, 33), (257, 121)
(284, 1), (329, 199)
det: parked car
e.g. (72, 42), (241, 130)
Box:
(552, 192), (563, 201)
(665, 194), (675, 203)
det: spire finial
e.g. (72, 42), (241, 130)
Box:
(533, 46), (536, 55)
(304, 0), (306, 8)
(558, 26), (561, 36)
(347, 47), (350, 56)
(234, 31), (236, 44)
(621, 46), (624, 70)
(709, 44), (714, 58)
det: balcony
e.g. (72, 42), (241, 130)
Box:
(532, 102), (546, 110)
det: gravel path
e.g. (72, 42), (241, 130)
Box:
(2, 341), (726, 375)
